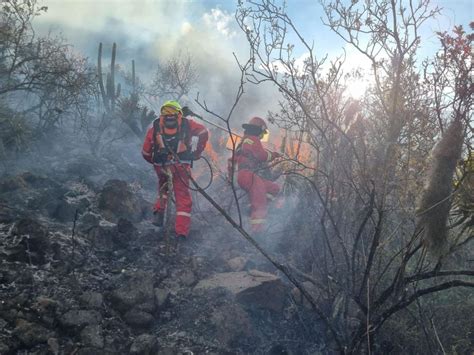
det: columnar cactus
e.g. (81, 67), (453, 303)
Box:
(97, 42), (121, 113)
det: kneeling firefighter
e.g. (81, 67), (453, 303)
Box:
(232, 117), (282, 233)
(142, 100), (209, 240)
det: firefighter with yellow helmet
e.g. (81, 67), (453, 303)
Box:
(142, 100), (209, 240)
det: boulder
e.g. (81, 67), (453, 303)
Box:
(32, 297), (60, 324)
(47, 337), (60, 355)
(0, 318), (7, 331)
(154, 288), (170, 308)
(129, 334), (158, 355)
(113, 218), (137, 247)
(1, 218), (50, 264)
(176, 269), (196, 287)
(210, 303), (253, 346)
(77, 347), (115, 355)
(123, 309), (154, 328)
(59, 310), (102, 329)
(78, 212), (100, 230)
(0, 172), (59, 193)
(80, 325), (104, 348)
(47, 198), (78, 222)
(98, 179), (149, 223)
(79, 291), (104, 309)
(194, 270), (288, 311)
(14, 319), (53, 347)
(84, 225), (115, 250)
(227, 256), (248, 271)
(0, 198), (23, 223)
(290, 281), (320, 310)
(0, 342), (9, 354)
(109, 271), (155, 313)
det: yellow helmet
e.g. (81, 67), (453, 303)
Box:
(160, 100), (182, 115)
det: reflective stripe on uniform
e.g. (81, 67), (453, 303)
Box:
(266, 193), (275, 200)
(250, 218), (266, 225)
(176, 211), (191, 217)
(243, 138), (254, 145)
(196, 129), (207, 136)
(142, 150), (152, 156)
(266, 151), (272, 161)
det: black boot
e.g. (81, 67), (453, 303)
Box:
(152, 211), (164, 227)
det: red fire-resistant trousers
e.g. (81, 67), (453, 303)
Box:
(153, 164), (192, 237)
(237, 169), (281, 233)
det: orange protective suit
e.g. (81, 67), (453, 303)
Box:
(142, 117), (208, 237)
(235, 134), (281, 232)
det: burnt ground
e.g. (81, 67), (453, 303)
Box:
(0, 150), (328, 355)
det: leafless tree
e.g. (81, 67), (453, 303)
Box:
(149, 50), (198, 101)
(217, 1), (474, 353)
(0, 0), (95, 138)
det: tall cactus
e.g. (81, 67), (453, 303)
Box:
(97, 42), (121, 113)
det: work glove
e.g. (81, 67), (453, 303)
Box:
(182, 106), (193, 117)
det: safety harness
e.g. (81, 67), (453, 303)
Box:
(152, 118), (193, 164)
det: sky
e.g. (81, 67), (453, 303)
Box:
(32, 0), (473, 125)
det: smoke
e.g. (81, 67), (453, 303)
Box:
(15, 1), (299, 264)
(416, 119), (463, 254)
(33, 0), (281, 130)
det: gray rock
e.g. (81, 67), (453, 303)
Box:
(32, 296), (60, 316)
(210, 303), (253, 346)
(156, 347), (176, 355)
(77, 347), (115, 355)
(154, 288), (170, 308)
(47, 337), (60, 355)
(48, 198), (78, 222)
(113, 218), (136, 247)
(123, 310), (154, 328)
(117, 217), (137, 234)
(129, 334), (158, 355)
(195, 270), (288, 311)
(79, 212), (100, 229)
(109, 271), (155, 312)
(98, 179), (149, 223)
(0, 199), (23, 223)
(80, 325), (104, 348)
(0, 317), (7, 330)
(14, 318), (53, 347)
(0, 342), (9, 354)
(227, 256), (248, 271)
(135, 302), (155, 313)
(84, 225), (115, 250)
(3, 218), (50, 264)
(0, 172), (59, 193)
(291, 281), (320, 309)
(178, 269), (196, 287)
(59, 310), (101, 329)
(79, 291), (104, 309)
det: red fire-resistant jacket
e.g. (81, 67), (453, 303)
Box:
(235, 135), (279, 171)
(142, 117), (209, 165)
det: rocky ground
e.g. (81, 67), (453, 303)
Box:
(0, 151), (327, 354)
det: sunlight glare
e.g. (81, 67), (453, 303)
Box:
(345, 78), (369, 100)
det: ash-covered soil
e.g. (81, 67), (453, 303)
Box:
(0, 152), (326, 354)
